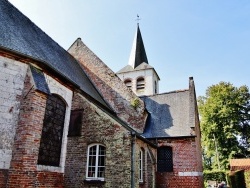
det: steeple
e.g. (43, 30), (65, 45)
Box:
(116, 24), (160, 96)
(128, 25), (148, 69)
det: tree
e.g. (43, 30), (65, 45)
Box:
(198, 82), (250, 170)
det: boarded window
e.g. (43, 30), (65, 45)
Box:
(157, 146), (173, 172)
(68, 109), (83, 137)
(38, 94), (66, 166)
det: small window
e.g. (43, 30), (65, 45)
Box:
(155, 81), (157, 94)
(86, 144), (106, 181)
(157, 146), (173, 172)
(137, 77), (145, 91)
(124, 79), (132, 89)
(68, 109), (83, 137)
(139, 149), (144, 182)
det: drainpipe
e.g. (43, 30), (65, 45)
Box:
(131, 131), (136, 188)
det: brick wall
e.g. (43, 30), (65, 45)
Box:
(65, 92), (156, 188)
(156, 138), (203, 188)
(0, 55), (28, 170)
(68, 39), (147, 133)
(65, 92), (132, 187)
(3, 64), (69, 188)
(136, 140), (156, 188)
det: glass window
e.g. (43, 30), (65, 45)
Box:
(86, 144), (106, 181)
(157, 146), (173, 172)
(38, 94), (66, 166)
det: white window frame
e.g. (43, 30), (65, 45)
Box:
(86, 144), (106, 181)
(139, 149), (143, 182)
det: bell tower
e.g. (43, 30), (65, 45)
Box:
(116, 25), (160, 96)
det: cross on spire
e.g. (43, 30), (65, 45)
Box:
(136, 14), (141, 25)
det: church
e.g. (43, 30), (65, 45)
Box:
(0, 1), (203, 187)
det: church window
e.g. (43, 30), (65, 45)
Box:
(139, 149), (144, 182)
(124, 79), (132, 89)
(136, 77), (145, 91)
(38, 94), (66, 166)
(157, 146), (173, 172)
(86, 144), (106, 181)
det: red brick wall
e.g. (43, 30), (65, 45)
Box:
(156, 138), (203, 188)
(0, 170), (8, 187)
(6, 71), (64, 188)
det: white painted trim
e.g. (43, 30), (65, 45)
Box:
(178, 171), (203, 176)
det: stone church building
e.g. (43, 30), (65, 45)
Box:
(0, 1), (203, 187)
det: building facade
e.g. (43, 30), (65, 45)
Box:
(0, 1), (203, 187)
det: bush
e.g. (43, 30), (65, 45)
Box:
(203, 170), (226, 182)
(244, 170), (250, 188)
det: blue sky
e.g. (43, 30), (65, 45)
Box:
(8, 0), (250, 97)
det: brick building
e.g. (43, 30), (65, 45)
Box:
(0, 1), (203, 187)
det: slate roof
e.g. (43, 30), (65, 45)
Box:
(141, 90), (193, 138)
(128, 25), (148, 69)
(0, 0), (110, 109)
(117, 62), (153, 73)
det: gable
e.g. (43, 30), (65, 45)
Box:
(0, 0), (110, 110)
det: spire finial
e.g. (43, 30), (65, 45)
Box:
(136, 14), (141, 25)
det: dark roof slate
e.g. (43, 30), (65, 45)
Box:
(141, 90), (192, 138)
(128, 25), (148, 69)
(30, 65), (50, 95)
(0, 0), (110, 109)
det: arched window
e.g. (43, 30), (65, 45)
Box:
(124, 79), (132, 89)
(86, 144), (106, 181)
(137, 77), (145, 91)
(139, 149), (144, 182)
(157, 146), (173, 172)
(38, 94), (66, 166)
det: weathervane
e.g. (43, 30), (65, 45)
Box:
(136, 14), (141, 25)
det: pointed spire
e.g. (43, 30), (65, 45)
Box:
(128, 25), (148, 69)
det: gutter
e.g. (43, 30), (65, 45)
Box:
(131, 132), (136, 188)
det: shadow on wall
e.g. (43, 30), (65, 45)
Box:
(140, 96), (173, 138)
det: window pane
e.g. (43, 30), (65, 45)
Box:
(98, 167), (105, 178)
(88, 167), (95, 177)
(89, 145), (96, 155)
(89, 156), (96, 166)
(99, 146), (105, 155)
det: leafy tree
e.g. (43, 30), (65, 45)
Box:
(198, 82), (250, 170)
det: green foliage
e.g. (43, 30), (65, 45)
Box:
(131, 98), (140, 109)
(245, 170), (250, 188)
(198, 82), (250, 170)
(228, 170), (246, 188)
(203, 170), (226, 182)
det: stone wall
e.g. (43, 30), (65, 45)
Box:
(156, 138), (203, 188)
(0, 55), (28, 170)
(68, 39), (147, 133)
(65, 92), (132, 187)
